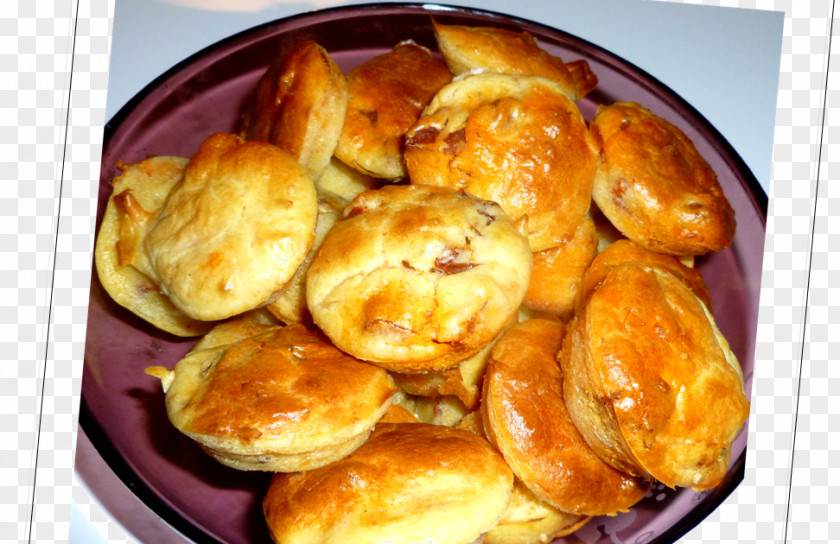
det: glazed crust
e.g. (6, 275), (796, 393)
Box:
(151, 323), (396, 472)
(590, 102), (736, 255)
(432, 19), (597, 100)
(144, 133), (318, 321)
(94, 156), (215, 337)
(483, 319), (649, 516)
(262, 423), (514, 544)
(560, 262), (750, 490)
(240, 40), (348, 180)
(334, 40), (452, 180)
(405, 71), (598, 251)
(306, 184), (532, 372)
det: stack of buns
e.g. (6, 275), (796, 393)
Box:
(96, 17), (750, 544)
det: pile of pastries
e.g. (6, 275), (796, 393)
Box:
(96, 17), (749, 544)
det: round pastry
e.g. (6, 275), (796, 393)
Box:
(590, 101), (736, 255)
(306, 184), (533, 372)
(523, 213), (599, 320)
(431, 19), (597, 100)
(144, 132), (318, 321)
(262, 422), (514, 544)
(405, 71), (598, 251)
(334, 40), (453, 180)
(483, 318), (650, 516)
(240, 40), (348, 181)
(578, 238), (713, 313)
(145, 323), (396, 472)
(94, 155), (214, 337)
(560, 261), (750, 490)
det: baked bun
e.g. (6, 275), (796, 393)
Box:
(483, 319), (649, 516)
(579, 238), (713, 313)
(144, 133), (318, 321)
(240, 40), (348, 180)
(432, 19), (597, 100)
(560, 262), (750, 490)
(405, 71), (598, 251)
(265, 197), (340, 325)
(523, 213), (599, 320)
(334, 41), (452, 180)
(94, 156), (214, 336)
(146, 323), (396, 472)
(590, 102), (736, 255)
(306, 184), (532, 372)
(262, 422), (514, 544)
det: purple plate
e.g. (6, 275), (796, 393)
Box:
(82, 4), (766, 544)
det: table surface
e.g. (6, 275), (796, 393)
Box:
(73, 0), (783, 542)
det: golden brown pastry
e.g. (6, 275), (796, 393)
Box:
(432, 19), (597, 100)
(262, 422), (514, 544)
(405, 71), (598, 251)
(145, 323), (396, 472)
(334, 40), (453, 180)
(306, 184), (533, 372)
(560, 261), (750, 490)
(590, 102), (736, 255)
(240, 40), (348, 180)
(523, 213), (599, 320)
(579, 238), (713, 313)
(142, 133), (318, 321)
(483, 319), (649, 516)
(94, 156), (214, 337)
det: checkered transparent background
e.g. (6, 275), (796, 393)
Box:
(2, 0), (835, 542)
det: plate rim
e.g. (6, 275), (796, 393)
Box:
(86, 3), (765, 543)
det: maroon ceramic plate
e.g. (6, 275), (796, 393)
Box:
(82, 4), (766, 544)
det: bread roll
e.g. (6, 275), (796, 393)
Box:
(306, 184), (532, 372)
(560, 262), (749, 489)
(405, 71), (598, 251)
(240, 40), (348, 181)
(590, 102), (736, 255)
(144, 133), (318, 321)
(94, 155), (214, 336)
(334, 40), (452, 180)
(262, 423), (514, 544)
(146, 323), (396, 472)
